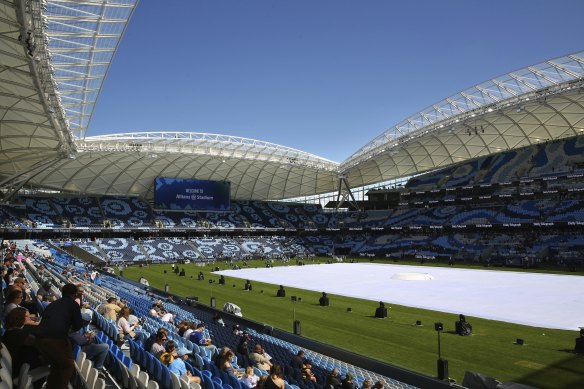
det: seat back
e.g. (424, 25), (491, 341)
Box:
(86, 367), (98, 389)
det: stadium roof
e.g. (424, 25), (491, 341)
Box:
(1, 0), (584, 201)
(0, 0), (76, 195)
(341, 51), (584, 187)
(45, 0), (138, 139)
(27, 132), (339, 200)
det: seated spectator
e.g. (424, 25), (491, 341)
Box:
(183, 322), (196, 339)
(128, 308), (140, 326)
(372, 381), (384, 389)
(264, 365), (285, 389)
(326, 368), (342, 389)
(242, 366), (260, 389)
(161, 310), (176, 324)
(69, 313), (108, 374)
(250, 344), (272, 371)
(104, 297), (121, 321)
(4, 288), (24, 318)
(361, 378), (372, 389)
(11, 277), (38, 314)
(177, 320), (190, 337)
(36, 281), (53, 301)
(1, 307), (43, 378)
(342, 373), (357, 389)
(291, 350), (310, 371)
(117, 306), (142, 343)
(189, 323), (218, 356)
(149, 303), (162, 318)
(160, 340), (177, 365)
(81, 302), (93, 321)
(220, 349), (244, 378)
(169, 347), (202, 385)
(214, 346), (231, 368)
(150, 330), (168, 358)
(213, 313), (225, 327)
(144, 328), (168, 353)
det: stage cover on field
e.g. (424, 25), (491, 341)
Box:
(216, 263), (584, 330)
(154, 177), (230, 210)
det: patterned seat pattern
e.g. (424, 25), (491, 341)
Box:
(141, 238), (200, 262)
(97, 238), (145, 262)
(101, 197), (154, 228)
(24, 197), (62, 228)
(74, 241), (107, 261)
(193, 238), (243, 259)
(52, 197), (104, 227)
(154, 210), (201, 228)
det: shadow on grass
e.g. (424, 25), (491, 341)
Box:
(515, 353), (584, 389)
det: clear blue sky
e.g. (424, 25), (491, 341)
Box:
(88, 0), (584, 163)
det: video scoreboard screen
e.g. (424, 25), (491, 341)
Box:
(154, 177), (231, 211)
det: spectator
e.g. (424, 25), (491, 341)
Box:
(144, 328), (168, 353)
(220, 349), (244, 378)
(169, 347), (202, 385)
(250, 344), (272, 371)
(150, 330), (168, 357)
(81, 302), (93, 321)
(242, 366), (260, 389)
(183, 322), (196, 339)
(264, 365), (285, 389)
(361, 378), (372, 389)
(117, 306), (141, 343)
(189, 323), (218, 356)
(326, 368), (342, 389)
(104, 297), (121, 321)
(34, 283), (83, 389)
(291, 350), (309, 371)
(342, 373), (357, 389)
(372, 381), (384, 389)
(160, 310), (176, 324)
(149, 303), (162, 318)
(177, 320), (189, 337)
(69, 313), (108, 374)
(4, 288), (24, 318)
(36, 281), (53, 302)
(160, 340), (177, 365)
(213, 313), (225, 327)
(236, 332), (251, 368)
(1, 307), (43, 378)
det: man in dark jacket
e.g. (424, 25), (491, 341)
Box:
(35, 283), (82, 389)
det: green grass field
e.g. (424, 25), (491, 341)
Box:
(118, 259), (584, 388)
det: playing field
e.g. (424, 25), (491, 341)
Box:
(120, 260), (584, 388)
(216, 263), (584, 330)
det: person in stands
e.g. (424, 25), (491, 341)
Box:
(342, 373), (357, 389)
(168, 347), (202, 385)
(117, 306), (142, 343)
(1, 307), (43, 378)
(34, 283), (83, 389)
(69, 312), (109, 375)
(150, 330), (168, 358)
(250, 344), (272, 371)
(263, 365), (285, 389)
(189, 323), (218, 356)
(103, 297), (121, 321)
(326, 368), (342, 389)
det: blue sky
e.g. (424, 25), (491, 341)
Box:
(89, 0), (584, 163)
